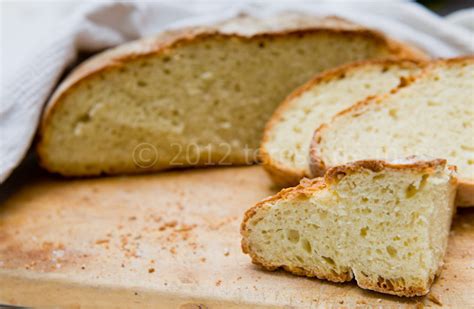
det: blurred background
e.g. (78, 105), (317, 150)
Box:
(417, 0), (472, 14)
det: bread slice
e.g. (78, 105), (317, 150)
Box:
(241, 158), (457, 297)
(260, 59), (423, 187)
(310, 57), (474, 207)
(37, 14), (426, 176)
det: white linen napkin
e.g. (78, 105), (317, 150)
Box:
(1, 0), (473, 183)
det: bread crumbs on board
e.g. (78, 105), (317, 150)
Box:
(208, 216), (238, 230)
(95, 239), (109, 245)
(159, 220), (178, 231)
(175, 224), (197, 232)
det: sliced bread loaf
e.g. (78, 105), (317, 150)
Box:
(260, 59), (423, 187)
(310, 57), (474, 206)
(241, 158), (457, 297)
(37, 15), (425, 176)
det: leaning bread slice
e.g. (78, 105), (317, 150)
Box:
(241, 158), (457, 297)
(260, 59), (423, 187)
(37, 14), (426, 177)
(310, 57), (474, 207)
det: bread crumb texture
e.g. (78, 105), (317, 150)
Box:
(261, 59), (422, 186)
(311, 57), (473, 205)
(241, 158), (457, 297)
(38, 22), (420, 176)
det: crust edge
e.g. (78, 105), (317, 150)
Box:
(260, 59), (425, 188)
(241, 157), (456, 296)
(309, 56), (474, 206)
(37, 21), (427, 176)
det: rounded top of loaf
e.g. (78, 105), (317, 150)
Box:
(42, 13), (427, 121)
(36, 13), (429, 178)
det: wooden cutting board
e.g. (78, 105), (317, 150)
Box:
(0, 162), (473, 308)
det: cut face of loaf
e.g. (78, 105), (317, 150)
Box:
(241, 158), (457, 297)
(37, 14), (426, 176)
(310, 57), (474, 207)
(260, 59), (423, 187)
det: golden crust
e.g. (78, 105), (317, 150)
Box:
(324, 157), (450, 185)
(355, 274), (432, 297)
(37, 15), (427, 175)
(309, 123), (330, 178)
(260, 59), (426, 187)
(243, 157), (450, 237)
(240, 177), (326, 271)
(241, 158), (454, 296)
(309, 56), (474, 206)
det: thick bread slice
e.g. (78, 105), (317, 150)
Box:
(310, 57), (474, 207)
(260, 59), (423, 187)
(37, 14), (426, 176)
(241, 158), (457, 297)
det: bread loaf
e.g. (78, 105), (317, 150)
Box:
(37, 15), (425, 176)
(241, 158), (457, 296)
(310, 57), (474, 206)
(260, 59), (423, 187)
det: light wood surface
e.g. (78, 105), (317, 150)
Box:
(0, 164), (473, 308)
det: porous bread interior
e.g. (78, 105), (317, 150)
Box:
(264, 62), (419, 176)
(243, 165), (455, 296)
(41, 32), (396, 176)
(316, 60), (474, 181)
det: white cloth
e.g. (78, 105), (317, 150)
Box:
(446, 8), (474, 32)
(1, 0), (473, 183)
